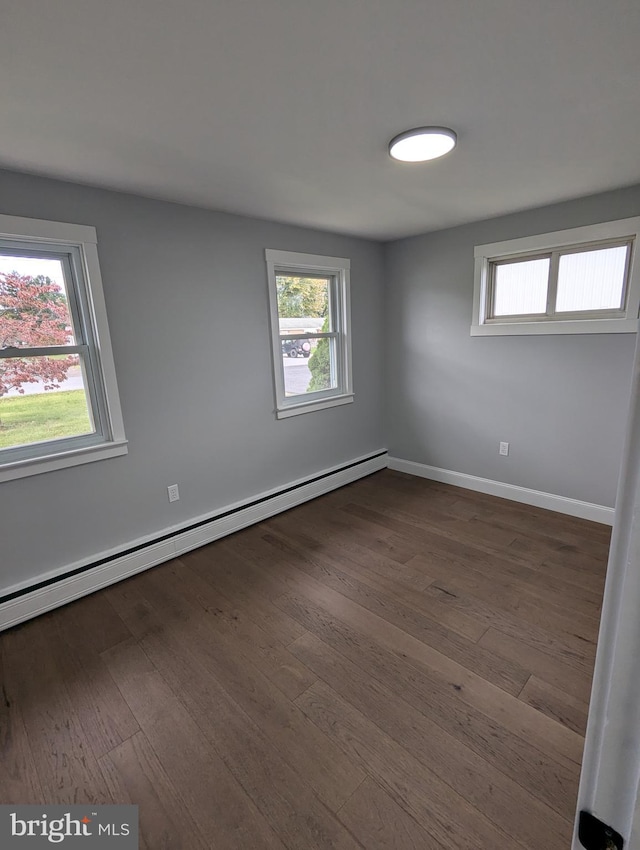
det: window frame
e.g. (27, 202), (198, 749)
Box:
(265, 249), (353, 418)
(0, 214), (127, 482)
(471, 217), (640, 336)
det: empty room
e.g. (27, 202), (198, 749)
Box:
(2, 2), (640, 849)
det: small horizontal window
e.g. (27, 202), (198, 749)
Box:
(472, 218), (640, 336)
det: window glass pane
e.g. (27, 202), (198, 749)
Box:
(0, 355), (93, 450)
(282, 337), (335, 396)
(492, 258), (550, 316)
(276, 275), (330, 336)
(0, 253), (77, 348)
(556, 245), (628, 312)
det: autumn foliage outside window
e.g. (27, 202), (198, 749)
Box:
(0, 270), (78, 397)
(0, 215), (126, 482)
(0, 251), (94, 451)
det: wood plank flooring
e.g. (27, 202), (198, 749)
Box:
(0, 470), (609, 849)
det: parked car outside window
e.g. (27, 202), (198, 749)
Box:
(281, 338), (311, 357)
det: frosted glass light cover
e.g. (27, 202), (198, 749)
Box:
(389, 127), (456, 162)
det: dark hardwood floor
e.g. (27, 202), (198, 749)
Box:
(0, 470), (609, 849)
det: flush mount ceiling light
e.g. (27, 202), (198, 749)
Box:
(388, 126), (457, 162)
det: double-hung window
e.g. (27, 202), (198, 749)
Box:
(265, 249), (353, 418)
(0, 214), (126, 481)
(472, 217), (640, 335)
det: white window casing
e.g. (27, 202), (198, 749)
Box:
(265, 249), (353, 418)
(471, 217), (640, 336)
(0, 214), (127, 482)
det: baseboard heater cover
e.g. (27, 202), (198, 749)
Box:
(0, 450), (388, 632)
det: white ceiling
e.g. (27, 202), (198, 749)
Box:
(2, 0), (640, 240)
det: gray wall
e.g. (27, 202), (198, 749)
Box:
(384, 185), (640, 508)
(3, 168), (639, 595)
(0, 169), (385, 593)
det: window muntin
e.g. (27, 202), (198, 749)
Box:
(472, 217), (640, 336)
(0, 215), (126, 480)
(266, 250), (352, 418)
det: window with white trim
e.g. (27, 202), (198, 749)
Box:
(0, 214), (127, 482)
(472, 217), (640, 335)
(265, 249), (353, 418)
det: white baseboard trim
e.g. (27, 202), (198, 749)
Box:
(387, 457), (615, 526)
(0, 450), (387, 632)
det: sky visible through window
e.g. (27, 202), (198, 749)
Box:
(0, 255), (65, 288)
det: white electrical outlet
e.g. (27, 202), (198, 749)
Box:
(499, 441), (509, 457)
(167, 484), (180, 502)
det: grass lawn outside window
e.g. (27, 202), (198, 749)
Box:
(0, 390), (91, 449)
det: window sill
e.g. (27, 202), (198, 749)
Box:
(471, 318), (639, 336)
(276, 393), (354, 419)
(0, 439), (129, 483)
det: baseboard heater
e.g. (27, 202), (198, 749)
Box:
(0, 450), (388, 632)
